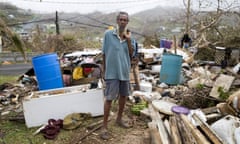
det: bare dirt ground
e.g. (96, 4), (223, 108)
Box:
(65, 102), (151, 144)
(0, 96), (151, 144)
(69, 118), (150, 144)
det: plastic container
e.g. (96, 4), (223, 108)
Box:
(32, 53), (64, 90)
(171, 106), (190, 115)
(211, 115), (240, 144)
(139, 81), (152, 93)
(160, 39), (165, 48)
(160, 39), (172, 48)
(160, 54), (182, 85)
(151, 65), (161, 73)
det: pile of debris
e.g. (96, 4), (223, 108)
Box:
(129, 47), (240, 144)
(0, 47), (240, 143)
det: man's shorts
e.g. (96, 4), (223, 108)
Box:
(104, 79), (130, 100)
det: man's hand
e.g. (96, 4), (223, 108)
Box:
(125, 30), (133, 58)
(124, 30), (131, 39)
(131, 57), (138, 65)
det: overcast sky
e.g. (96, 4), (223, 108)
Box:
(2, 0), (184, 14)
(1, 0), (239, 14)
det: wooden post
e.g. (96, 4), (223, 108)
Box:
(132, 61), (140, 90)
(192, 113), (223, 144)
(55, 11), (60, 35)
(173, 35), (177, 54)
(148, 104), (171, 144)
(180, 114), (210, 144)
(169, 116), (182, 144)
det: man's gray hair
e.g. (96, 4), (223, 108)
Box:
(116, 11), (129, 21)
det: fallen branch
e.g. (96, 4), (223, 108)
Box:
(75, 123), (103, 144)
(87, 119), (104, 130)
(75, 116), (113, 143)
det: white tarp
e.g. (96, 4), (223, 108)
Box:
(65, 50), (101, 57)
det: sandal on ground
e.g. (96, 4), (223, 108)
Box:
(115, 120), (132, 129)
(100, 129), (111, 140)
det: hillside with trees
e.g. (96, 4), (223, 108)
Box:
(1, 1), (240, 55)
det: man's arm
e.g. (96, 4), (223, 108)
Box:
(126, 38), (133, 58)
(125, 31), (133, 58)
(101, 54), (105, 79)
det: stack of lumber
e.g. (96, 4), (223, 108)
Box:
(146, 104), (224, 144)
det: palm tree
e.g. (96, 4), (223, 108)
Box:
(0, 18), (26, 62)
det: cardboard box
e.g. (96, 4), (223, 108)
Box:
(22, 85), (104, 128)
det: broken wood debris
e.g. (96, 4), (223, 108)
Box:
(0, 48), (240, 143)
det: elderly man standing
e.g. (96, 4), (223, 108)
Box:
(100, 11), (136, 140)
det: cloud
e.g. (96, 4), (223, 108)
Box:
(2, 0), (180, 14)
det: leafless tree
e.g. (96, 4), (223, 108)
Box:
(182, 0), (240, 48)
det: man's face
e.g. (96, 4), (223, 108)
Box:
(117, 14), (128, 33)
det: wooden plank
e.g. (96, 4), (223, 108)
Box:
(201, 106), (219, 115)
(201, 107), (223, 122)
(180, 114), (210, 144)
(163, 119), (170, 135)
(205, 113), (222, 121)
(175, 115), (197, 144)
(148, 104), (171, 144)
(148, 122), (162, 144)
(169, 116), (182, 144)
(152, 100), (177, 115)
(192, 113), (223, 144)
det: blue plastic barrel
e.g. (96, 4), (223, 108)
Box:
(32, 53), (64, 90)
(160, 54), (182, 85)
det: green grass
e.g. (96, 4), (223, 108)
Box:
(0, 75), (73, 144)
(0, 112), (103, 144)
(0, 119), (75, 144)
(0, 120), (41, 144)
(0, 75), (18, 85)
(0, 76), (125, 144)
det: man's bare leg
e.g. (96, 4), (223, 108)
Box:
(103, 100), (112, 129)
(100, 100), (112, 140)
(116, 96), (126, 123)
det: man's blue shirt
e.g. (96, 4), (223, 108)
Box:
(102, 29), (136, 80)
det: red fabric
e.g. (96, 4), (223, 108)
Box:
(83, 68), (93, 75)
